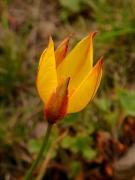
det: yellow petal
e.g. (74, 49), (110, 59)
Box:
(45, 77), (70, 124)
(67, 58), (103, 113)
(57, 32), (96, 90)
(55, 36), (70, 67)
(36, 36), (58, 104)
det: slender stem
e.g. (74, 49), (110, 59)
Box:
(36, 131), (68, 180)
(24, 123), (53, 180)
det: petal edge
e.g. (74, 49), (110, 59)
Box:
(36, 36), (58, 104)
(67, 58), (103, 113)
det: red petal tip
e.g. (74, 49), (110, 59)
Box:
(91, 31), (98, 38)
(99, 57), (104, 65)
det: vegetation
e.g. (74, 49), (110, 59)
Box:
(0, 0), (135, 179)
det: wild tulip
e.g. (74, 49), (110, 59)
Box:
(36, 32), (103, 124)
(25, 32), (103, 179)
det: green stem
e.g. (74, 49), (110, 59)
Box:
(24, 123), (53, 180)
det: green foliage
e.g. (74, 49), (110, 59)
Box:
(117, 89), (135, 116)
(95, 96), (111, 113)
(59, 0), (83, 13)
(70, 161), (81, 178)
(0, 106), (7, 140)
(59, 0), (90, 21)
(0, 31), (27, 97)
(62, 113), (80, 125)
(94, 96), (119, 129)
(28, 139), (41, 154)
(61, 133), (96, 161)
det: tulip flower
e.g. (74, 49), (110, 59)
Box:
(36, 32), (103, 124)
(25, 33), (103, 179)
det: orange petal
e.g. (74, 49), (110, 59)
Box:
(45, 77), (70, 124)
(67, 58), (103, 113)
(36, 36), (58, 104)
(55, 35), (71, 67)
(57, 32), (96, 91)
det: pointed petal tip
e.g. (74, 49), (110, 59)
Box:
(48, 35), (54, 45)
(62, 37), (70, 48)
(88, 31), (98, 38)
(47, 35), (55, 51)
(92, 31), (98, 38)
(48, 35), (52, 41)
(55, 35), (71, 67)
(96, 57), (104, 66)
(99, 57), (104, 65)
(63, 32), (74, 44)
(94, 57), (103, 71)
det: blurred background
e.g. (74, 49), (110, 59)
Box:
(0, 0), (135, 179)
